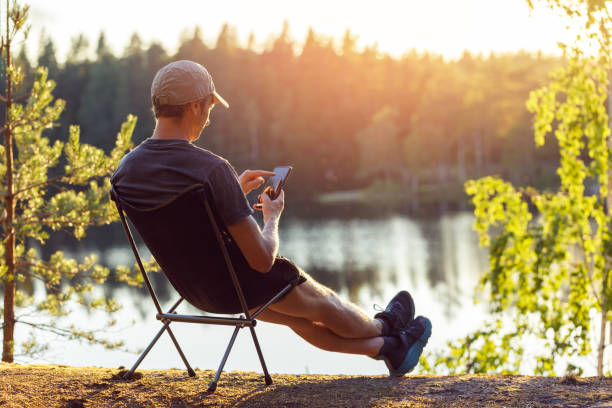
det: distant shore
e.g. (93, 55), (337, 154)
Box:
(0, 363), (610, 407)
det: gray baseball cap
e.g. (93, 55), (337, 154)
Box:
(151, 60), (229, 108)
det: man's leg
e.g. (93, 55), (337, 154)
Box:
(250, 272), (431, 375)
(267, 273), (383, 339)
(254, 308), (383, 356)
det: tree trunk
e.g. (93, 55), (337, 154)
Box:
(602, 68), (612, 377)
(249, 126), (259, 163)
(2, 0), (15, 363)
(474, 129), (483, 177)
(457, 143), (466, 185)
(245, 101), (259, 163)
(411, 175), (419, 212)
(597, 310), (606, 377)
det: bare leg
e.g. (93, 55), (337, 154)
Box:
(254, 308), (384, 357)
(267, 274), (383, 339)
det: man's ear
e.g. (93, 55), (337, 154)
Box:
(186, 101), (202, 118)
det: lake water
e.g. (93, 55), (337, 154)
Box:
(24, 210), (494, 375)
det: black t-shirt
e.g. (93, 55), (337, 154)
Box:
(111, 138), (253, 226)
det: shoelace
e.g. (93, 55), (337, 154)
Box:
(373, 303), (406, 317)
(374, 303), (412, 337)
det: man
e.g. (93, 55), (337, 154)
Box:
(111, 60), (431, 376)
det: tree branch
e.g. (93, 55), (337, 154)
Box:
(17, 212), (51, 222)
(16, 261), (108, 284)
(14, 155), (64, 190)
(13, 166), (86, 197)
(15, 265), (56, 290)
(43, 219), (97, 229)
(16, 320), (129, 351)
(14, 307), (41, 321)
(578, 233), (601, 305)
(17, 321), (77, 337)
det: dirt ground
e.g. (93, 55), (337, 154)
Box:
(0, 363), (610, 407)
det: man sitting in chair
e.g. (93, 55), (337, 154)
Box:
(111, 60), (431, 376)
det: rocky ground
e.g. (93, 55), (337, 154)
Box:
(0, 363), (610, 407)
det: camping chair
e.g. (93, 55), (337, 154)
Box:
(110, 183), (294, 392)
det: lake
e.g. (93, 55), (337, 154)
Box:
(24, 209), (493, 375)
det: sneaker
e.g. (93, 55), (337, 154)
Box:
(374, 290), (415, 335)
(381, 316), (432, 376)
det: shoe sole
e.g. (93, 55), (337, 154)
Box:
(388, 317), (432, 377)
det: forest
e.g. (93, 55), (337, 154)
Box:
(12, 23), (564, 207)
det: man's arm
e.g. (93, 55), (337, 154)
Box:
(227, 190), (284, 273)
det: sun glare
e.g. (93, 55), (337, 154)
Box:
(28, 0), (575, 61)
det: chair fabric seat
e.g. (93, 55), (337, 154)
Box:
(117, 184), (301, 314)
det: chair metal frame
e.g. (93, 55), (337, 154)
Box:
(111, 185), (293, 392)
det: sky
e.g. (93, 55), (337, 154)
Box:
(25, 0), (576, 62)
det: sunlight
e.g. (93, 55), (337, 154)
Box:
(27, 0), (576, 61)
(3, 0), (611, 392)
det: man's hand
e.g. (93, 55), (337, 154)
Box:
(261, 189), (284, 224)
(239, 169), (275, 195)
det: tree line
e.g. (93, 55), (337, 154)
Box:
(13, 24), (563, 202)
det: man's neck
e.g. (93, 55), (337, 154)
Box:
(152, 118), (195, 142)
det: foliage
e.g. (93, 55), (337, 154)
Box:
(357, 106), (402, 181)
(2, 70), (142, 359)
(1, 1), (143, 362)
(527, 0), (611, 52)
(424, 0), (612, 375)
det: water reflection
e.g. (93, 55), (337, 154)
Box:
(277, 214), (485, 313)
(28, 210), (489, 375)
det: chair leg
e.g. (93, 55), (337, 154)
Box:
(249, 326), (272, 385)
(165, 326), (196, 377)
(124, 321), (170, 379)
(208, 326), (240, 393)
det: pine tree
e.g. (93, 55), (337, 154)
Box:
(1, 1), (139, 362)
(36, 34), (58, 78)
(77, 32), (120, 151)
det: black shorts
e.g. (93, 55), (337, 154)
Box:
(240, 256), (307, 310)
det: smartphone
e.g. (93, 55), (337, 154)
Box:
(253, 166), (292, 210)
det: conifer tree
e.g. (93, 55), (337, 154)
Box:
(1, 0), (139, 362)
(77, 32), (121, 151)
